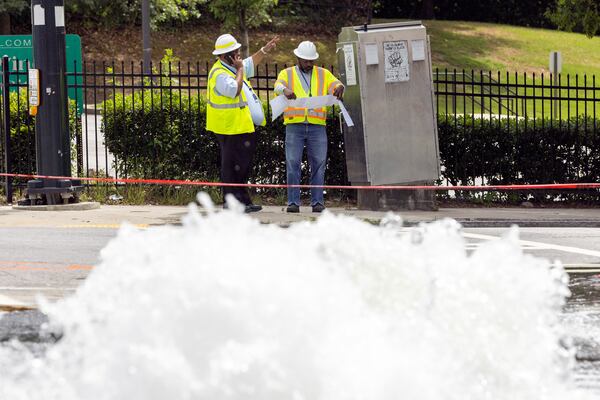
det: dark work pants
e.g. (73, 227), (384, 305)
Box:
(216, 132), (257, 205)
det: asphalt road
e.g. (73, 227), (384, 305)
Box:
(1, 224), (600, 394)
(1, 225), (599, 306)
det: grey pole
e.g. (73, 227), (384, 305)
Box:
(553, 52), (559, 120)
(142, 0), (151, 74)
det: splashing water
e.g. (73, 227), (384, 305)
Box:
(0, 194), (592, 399)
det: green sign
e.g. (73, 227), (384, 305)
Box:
(0, 34), (83, 114)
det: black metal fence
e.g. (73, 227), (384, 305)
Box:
(2, 60), (600, 201)
(435, 68), (600, 123)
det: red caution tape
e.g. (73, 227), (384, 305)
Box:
(0, 173), (599, 191)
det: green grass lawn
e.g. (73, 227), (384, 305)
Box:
(425, 20), (600, 76)
(84, 19), (600, 76)
(81, 20), (600, 118)
(415, 20), (600, 118)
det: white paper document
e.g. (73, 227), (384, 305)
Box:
(384, 40), (410, 83)
(269, 95), (288, 122)
(269, 95), (354, 127)
(337, 101), (354, 127)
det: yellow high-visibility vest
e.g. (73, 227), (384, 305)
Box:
(275, 66), (342, 126)
(206, 59), (255, 135)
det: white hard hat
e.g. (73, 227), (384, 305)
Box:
(212, 33), (242, 55)
(293, 41), (319, 61)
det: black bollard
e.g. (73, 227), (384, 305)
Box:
(25, 0), (82, 205)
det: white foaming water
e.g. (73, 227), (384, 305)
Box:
(0, 195), (592, 399)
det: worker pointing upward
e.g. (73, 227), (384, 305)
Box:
(206, 33), (279, 212)
(274, 41), (345, 213)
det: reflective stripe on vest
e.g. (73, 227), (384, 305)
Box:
(283, 67), (326, 118)
(208, 67), (247, 110)
(328, 80), (342, 94)
(208, 100), (248, 109)
(205, 60), (254, 135)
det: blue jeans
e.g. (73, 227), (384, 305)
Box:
(285, 123), (327, 206)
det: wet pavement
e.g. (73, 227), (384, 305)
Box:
(1, 204), (600, 392)
(563, 273), (600, 393)
(2, 270), (600, 394)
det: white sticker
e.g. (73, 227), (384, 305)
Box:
(33, 5), (45, 26)
(549, 51), (562, 74)
(365, 43), (379, 65)
(411, 39), (425, 61)
(28, 69), (40, 106)
(384, 41), (409, 83)
(343, 44), (357, 86)
(54, 6), (65, 27)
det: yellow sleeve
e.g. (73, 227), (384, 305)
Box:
(324, 68), (343, 95)
(274, 69), (289, 96)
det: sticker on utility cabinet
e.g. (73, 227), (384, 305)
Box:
(384, 41), (409, 83)
(343, 44), (357, 86)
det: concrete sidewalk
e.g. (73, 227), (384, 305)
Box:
(0, 204), (599, 228)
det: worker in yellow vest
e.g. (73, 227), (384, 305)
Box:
(274, 41), (344, 213)
(206, 33), (278, 213)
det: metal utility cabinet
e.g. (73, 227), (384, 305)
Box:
(337, 21), (440, 210)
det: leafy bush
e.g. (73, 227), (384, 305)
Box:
(2, 90), (78, 177)
(102, 88), (600, 204)
(102, 88), (219, 181)
(3, 90), (36, 175)
(102, 90), (348, 189)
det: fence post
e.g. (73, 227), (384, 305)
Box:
(1, 56), (13, 204)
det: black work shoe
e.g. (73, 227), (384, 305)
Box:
(312, 203), (325, 213)
(245, 204), (263, 213)
(286, 204), (300, 213)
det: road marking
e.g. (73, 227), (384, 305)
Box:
(0, 224), (148, 229)
(566, 269), (600, 274)
(67, 264), (94, 270)
(0, 261), (94, 271)
(0, 293), (30, 311)
(59, 224), (148, 229)
(563, 264), (600, 269)
(0, 286), (76, 291)
(463, 232), (600, 258)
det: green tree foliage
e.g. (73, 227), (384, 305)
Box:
(372, 0), (555, 29)
(66, 0), (204, 28)
(208, 0), (278, 56)
(3, 89), (78, 176)
(0, 0), (28, 34)
(0, 0), (27, 14)
(546, 0), (600, 38)
(275, 0), (372, 32)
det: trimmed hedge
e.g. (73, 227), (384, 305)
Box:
(101, 90), (600, 202)
(2, 90), (37, 175)
(2, 89), (79, 179)
(101, 89), (348, 187)
(438, 115), (600, 201)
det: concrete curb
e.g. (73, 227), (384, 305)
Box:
(407, 219), (600, 228)
(12, 202), (101, 212)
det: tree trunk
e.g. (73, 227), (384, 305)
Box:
(420, 0), (434, 19)
(0, 13), (11, 35)
(239, 8), (249, 58)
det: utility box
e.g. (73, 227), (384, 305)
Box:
(337, 21), (440, 210)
